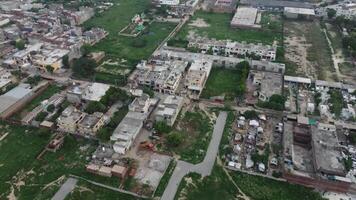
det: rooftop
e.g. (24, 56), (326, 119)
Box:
(284, 7), (315, 15)
(231, 6), (261, 28)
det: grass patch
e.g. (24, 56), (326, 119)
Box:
(230, 171), (324, 200)
(328, 89), (344, 118)
(339, 62), (355, 74)
(175, 11), (282, 45)
(174, 164), (241, 200)
(201, 66), (249, 100)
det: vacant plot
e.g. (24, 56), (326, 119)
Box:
(84, 0), (177, 66)
(174, 11), (282, 45)
(284, 21), (334, 80)
(158, 110), (213, 164)
(201, 67), (248, 100)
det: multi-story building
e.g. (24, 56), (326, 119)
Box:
(185, 59), (213, 99)
(77, 112), (106, 135)
(155, 95), (184, 126)
(57, 106), (86, 133)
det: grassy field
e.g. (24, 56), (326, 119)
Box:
(84, 0), (177, 65)
(66, 180), (142, 200)
(0, 122), (136, 200)
(201, 67), (247, 100)
(230, 172), (324, 200)
(174, 165), (242, 200)
(174, 11), (282, 45)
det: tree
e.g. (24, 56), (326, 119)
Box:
(62, 55), (70, 68)
(100, 87), (129, 106)
(35, 112), (48, 122)
(45, 65), (54, 73)
(243, 110), (258, 119)
(143, 86), (154, 98)
(154, 121), (172, 134)
(46, 104), (55, 113)
(166, 132), (183, 147)
(327, 8), (336, 19)
(81, 44), (91, 56)
(15, 39), (25, 50)
(85, 101), (106, 114)
(72, 57), (97, 78)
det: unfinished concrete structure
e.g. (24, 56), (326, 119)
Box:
(188, 38), (277, 61)
(284, 7), (315, 19)
(154, 95), (184, 126)
(184, 59), (213, 99)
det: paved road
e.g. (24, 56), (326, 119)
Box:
(51, 178), (78, 200)
(161, 112), (227, 200)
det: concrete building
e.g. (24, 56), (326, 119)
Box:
(67, 82), (110, 103)
(156, 0), (180, 6)
(129, 60), (188, 95)
(110, 111), (146, 154)
(230, 6), (261, 29)
(57, 106), (86, 133)
(250, 70), (282, 101)
(129, 94), (151, 113)
(77, 112), (106, 136)
(185, 59), (213, 99)
(0, 69), (12, 90)
(0, 83), (41, 119)
(155, 95), (184, 126)
(284, 7), (315, 19)
(284, 75), (312, 87)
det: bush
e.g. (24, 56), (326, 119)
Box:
(166, 132), (184, 147)
(35, 112), (48, 122)
(26, 75), (41, 86)
(243, 110), (258, 119)
(258, 94), (286, 111)
(72, 57), (97, 78)
(154, 121), (172, 134)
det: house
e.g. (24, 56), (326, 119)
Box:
(77, 112), (106, 135)
(57, 106), (86, 133)
(155, 95), (184, 126)
(129, 94), (151, 113)
(67, 82), (110, 103)
(110, 111), (146, 154)
(185, 60), (213, 99)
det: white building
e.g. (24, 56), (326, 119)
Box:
(185, 60), (213, 99)
(155, 95), (184, 126)
(158, 0), (180, 6)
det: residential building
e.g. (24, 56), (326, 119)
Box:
(155, 95), (184, 126)
(77, 112), (106, 135)
(185, 59), (213, 99)
(129, 94), (151, 113)
(57, 106), (86, 133)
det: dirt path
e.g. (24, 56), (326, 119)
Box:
(323, 29), (341, 80)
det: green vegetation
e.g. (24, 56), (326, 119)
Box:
(72, 57), (97, 79)
(175, 165), (242, 200)
(25, 75), (42, 86)
(0, 122), (133, 199)
(162, 111), (212, 164)
(230, 172), (325, 200)
(201, 61), (250, 100)
(219, 111), (235, 156)
(154, 121), (173, 134)
(251, 144), (270, 168)
(35, 111), (48, 122)
(339, 62), (355, 75)
(343, 157), (353, 171)
(85, 101), (106, 114)
(328, 89), (344, 118)
(243, 110), (259, 119)
(174, 11), (282, 45)
(154, 160), (177, 197)
(258, 94), (286, 111)
(327, 8), (336, 19)
(15, 39), (25, 50)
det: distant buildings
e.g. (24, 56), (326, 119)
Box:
(239, 0), (313, 11)
(157, 0), (180, 6)
(231, 6), (262, 29)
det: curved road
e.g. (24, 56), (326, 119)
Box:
(161, 111), (228, 200)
